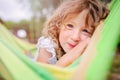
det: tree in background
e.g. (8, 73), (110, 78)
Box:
(16, 0), (62, 43)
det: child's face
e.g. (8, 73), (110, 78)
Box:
(59, 10), (93, 53)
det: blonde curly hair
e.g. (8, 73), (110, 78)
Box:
(42, 0), (109, 60)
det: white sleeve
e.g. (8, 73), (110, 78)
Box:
(33, 36), (57, 64)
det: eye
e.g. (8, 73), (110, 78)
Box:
(81, 29), (92, 37)
(66, 24), (74, 29)
(82, 29), (89, 33)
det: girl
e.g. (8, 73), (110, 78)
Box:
(34, 0), (109, 67)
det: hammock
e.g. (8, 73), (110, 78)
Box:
(0, 0), (120, 80)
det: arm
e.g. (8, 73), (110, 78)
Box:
(56, 38), (90, 67)
(36, 48), (52, 64)
(36, 38), (89, 66)
(35, 36), (56, 64)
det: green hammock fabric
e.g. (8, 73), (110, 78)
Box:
(0, 24), (75, 80)
(0, 0), (120, 80)
(0, 24), (36, 56)
(0, 25), (55, 80)
(87, 0), (120, 80)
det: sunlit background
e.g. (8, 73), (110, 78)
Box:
(0, 0), (62, 43)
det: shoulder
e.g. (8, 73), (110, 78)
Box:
(36, 36), (57, 64)
(37, 36), (56, 48)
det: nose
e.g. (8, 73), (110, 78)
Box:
(71, 30), (80, 42)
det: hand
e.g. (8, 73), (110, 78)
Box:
(56, 38), (90, 67)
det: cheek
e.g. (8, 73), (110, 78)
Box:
(59, 31), (67, 42)
(80, 34), (90, 41)
(59, 30), (71, 44)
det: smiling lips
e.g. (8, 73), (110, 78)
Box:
(67, 43), (77, 48)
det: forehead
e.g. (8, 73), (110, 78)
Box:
(64, 9), (89, 24)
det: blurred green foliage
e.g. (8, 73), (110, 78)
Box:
(1, 0), (62, 43)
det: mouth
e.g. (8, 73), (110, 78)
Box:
(67, 43), (76, 48)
